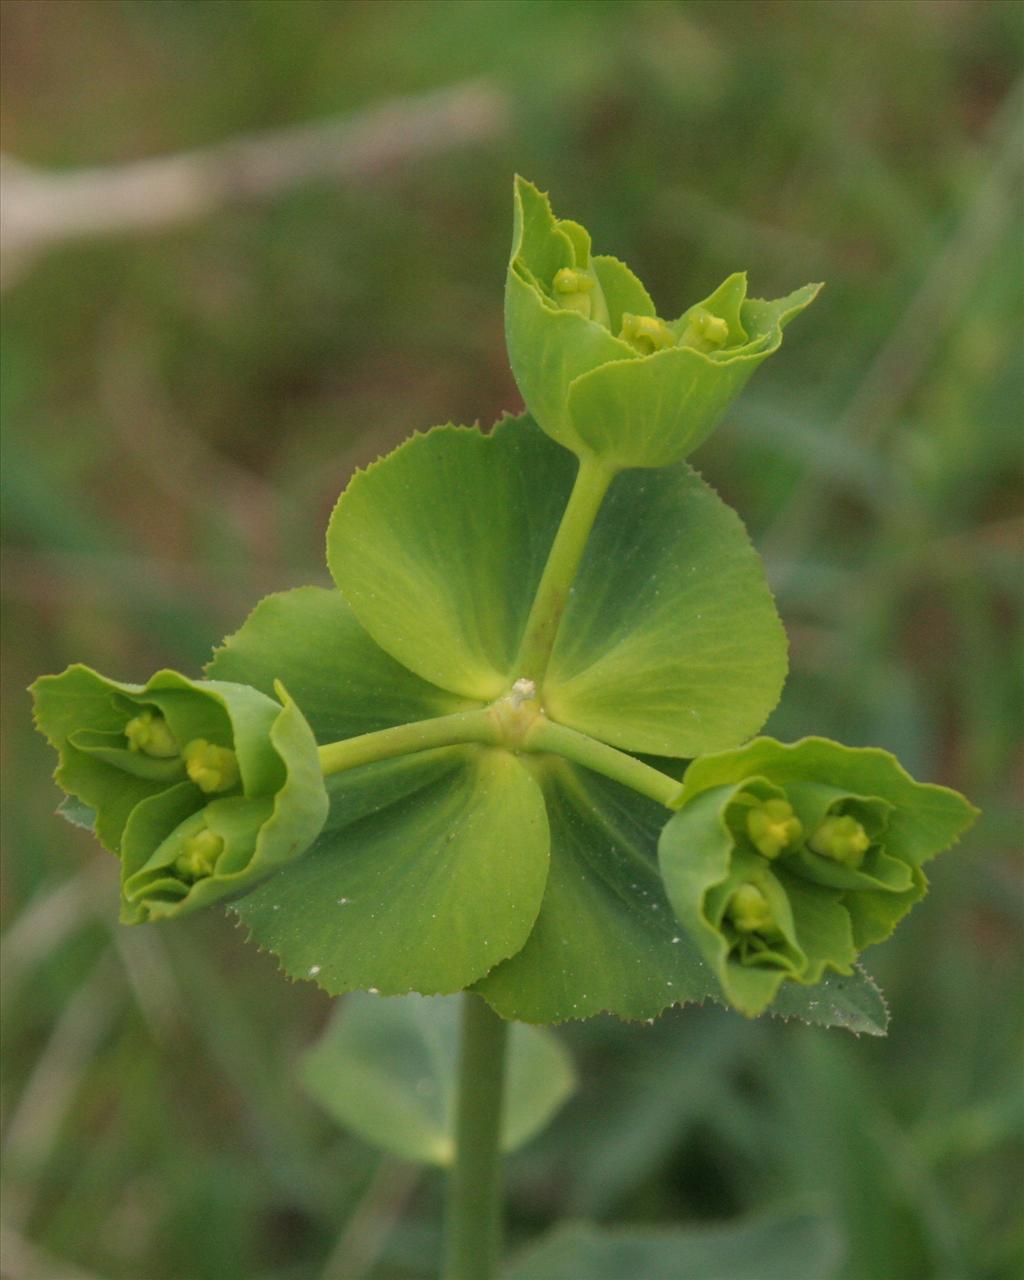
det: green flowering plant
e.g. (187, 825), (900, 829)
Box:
(31, 666), (327, 922)
(29, 176), (977, 1279)
(30, 177), (975, 1029)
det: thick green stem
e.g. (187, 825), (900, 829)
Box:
(513, 451), (617, 686)
(443, 993), (509, 1280)
(317, 709), (497, 777)
(526, 718), (683, 808)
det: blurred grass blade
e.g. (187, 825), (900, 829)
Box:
(503, 1208), (843, 1280)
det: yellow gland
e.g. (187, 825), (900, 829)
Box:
(809, 814), (871, 868)
(678, 306), (731, 353)
(183, 739), (240, 794)
(173, 827), (225, 881)
(619, 312), (677, 355)
(746, 797), (803, 859)
(551, 267), (595, 318)
(124, 709), (180, 758)
(726, 883), (777, 936)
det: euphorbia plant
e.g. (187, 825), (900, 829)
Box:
(31, 177), (976, 1280)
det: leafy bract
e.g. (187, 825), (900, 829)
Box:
(505, 176), (819, 467)
(566, 280), (820, 469)
(544, 459), (787, 755)
(327, 418), (576, 701)
(300, 992), (575, 1165)
(327, 413), (785, 759)
(659, 737), (978, 1015)
(207, 585), (475, 737)
(31, 666), (327, 921)
(234, 746), (549, 996)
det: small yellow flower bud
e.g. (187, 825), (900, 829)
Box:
(173, 826), (225, 881)
(746, 797), (802, 859)
(183, 739), (240, 794)
(678, 306), (731, 354)
(726, 883), (778, 936)
(552, 267), (594, 295)
(551, 267), (596, 318)
(124, 709), (180, 758)
(809, 814), (871, 868)
(619, 312), (677, 355)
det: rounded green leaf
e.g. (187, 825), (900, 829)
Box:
(544, 462), (787, 757)
(232, 745), (549, 996)
(569, 279), (821, 468)
(329, 413), (784, 760)
(326, 418), (576, 701)
(474, 760), (717, 1023)
(206, 585), (474, 737)
(473, 760), (881, 1032)
(299, 992), (575, 1166)
(565, 343), (757, 469)
(506, 264), (634, 454)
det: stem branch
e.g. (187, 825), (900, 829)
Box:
(316, 708), (683, 809)
(317, 709), (496, 777)
(443, 993), (509, 1280)
(526, 718), (682, 808)
(513, 452), (616, 686)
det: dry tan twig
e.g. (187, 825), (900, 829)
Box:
(1, 79), (508, 286)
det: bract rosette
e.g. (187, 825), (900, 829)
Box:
(505, 176), (821, 468)
(30, 666), (328, 922)
(658, 737), (978, 1015)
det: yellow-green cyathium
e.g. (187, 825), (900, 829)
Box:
(658, 737), (978, 1015)
(31, 666), (328, 922)
(505, 176), (821, 468)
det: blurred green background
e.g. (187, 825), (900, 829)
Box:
(2, 2), (1022, 1277)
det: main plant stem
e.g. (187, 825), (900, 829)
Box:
(443, 993), (509, 1280)
(513, 451), (617, 686)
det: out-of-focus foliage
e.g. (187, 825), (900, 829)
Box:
(2, 2), (1020, 1278)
